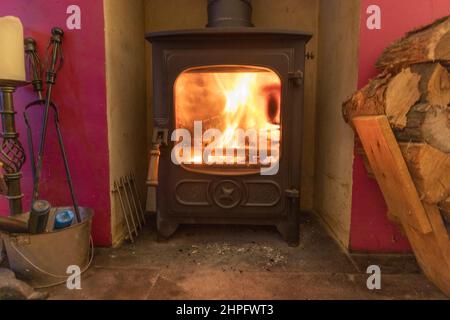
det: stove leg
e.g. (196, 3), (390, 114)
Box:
(276, 221), (299, 247)
(277, 205), (300, 247)
(156, 212), (179, 241)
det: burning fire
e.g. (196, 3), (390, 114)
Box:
(174, 66), (281, 166)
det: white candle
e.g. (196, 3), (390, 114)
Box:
(0, 16), (26, 82)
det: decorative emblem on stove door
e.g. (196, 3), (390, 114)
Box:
(213, 180), (242, 209)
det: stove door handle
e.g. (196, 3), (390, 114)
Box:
(153, 127), (169, 145)
(285, 189), (300, 199)
(288, 70), (304, 86)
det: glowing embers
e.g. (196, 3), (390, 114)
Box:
(173, 66), (281, 172)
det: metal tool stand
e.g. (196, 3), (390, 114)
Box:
(0, 80), (27, 215)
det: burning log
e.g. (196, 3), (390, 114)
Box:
(376, 15), (450, 72)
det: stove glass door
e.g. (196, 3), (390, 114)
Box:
(173, 65), (281, 175)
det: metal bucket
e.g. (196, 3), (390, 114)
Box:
(1, 207), (93, 288)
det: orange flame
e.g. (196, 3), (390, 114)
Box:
(175, 66), (281, 165)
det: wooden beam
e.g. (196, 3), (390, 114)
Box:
(402, 204), (450, 297)
(353, 116), (432, 234)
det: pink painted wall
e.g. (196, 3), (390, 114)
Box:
(351, 0), (450, 252)
(0, 0), (111, 245)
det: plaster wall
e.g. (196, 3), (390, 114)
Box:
(104, 0), (147, 246)
(314, 0), (360, 247)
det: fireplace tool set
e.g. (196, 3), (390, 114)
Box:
(0, 27), (95, 289)
(0, 28), (81, 234)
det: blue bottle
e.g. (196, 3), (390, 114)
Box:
(54, 210), (75, 230)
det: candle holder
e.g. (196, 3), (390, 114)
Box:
(0, 79), (28, 215)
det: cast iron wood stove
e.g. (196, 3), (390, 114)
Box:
(146, 0), (311, 246)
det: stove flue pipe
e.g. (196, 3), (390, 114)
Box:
(207, 0), (254, 28)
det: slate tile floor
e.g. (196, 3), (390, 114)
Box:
(42, 212), (446, 300)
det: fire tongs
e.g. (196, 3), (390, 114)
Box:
(23, 28), (81, 223)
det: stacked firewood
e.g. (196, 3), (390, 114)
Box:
(343, 16), (450, 226)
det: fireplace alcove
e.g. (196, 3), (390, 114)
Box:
(105, 0), (358, 249)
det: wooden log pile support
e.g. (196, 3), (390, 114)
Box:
(353, 116), (450, 297)
(343, 16), (450, 296)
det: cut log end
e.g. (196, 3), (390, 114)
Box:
(400, 143), (450, 204)
(342, 72), (391, 124)
(421, 106), (450, 153)
(385, 68), (421, 129)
